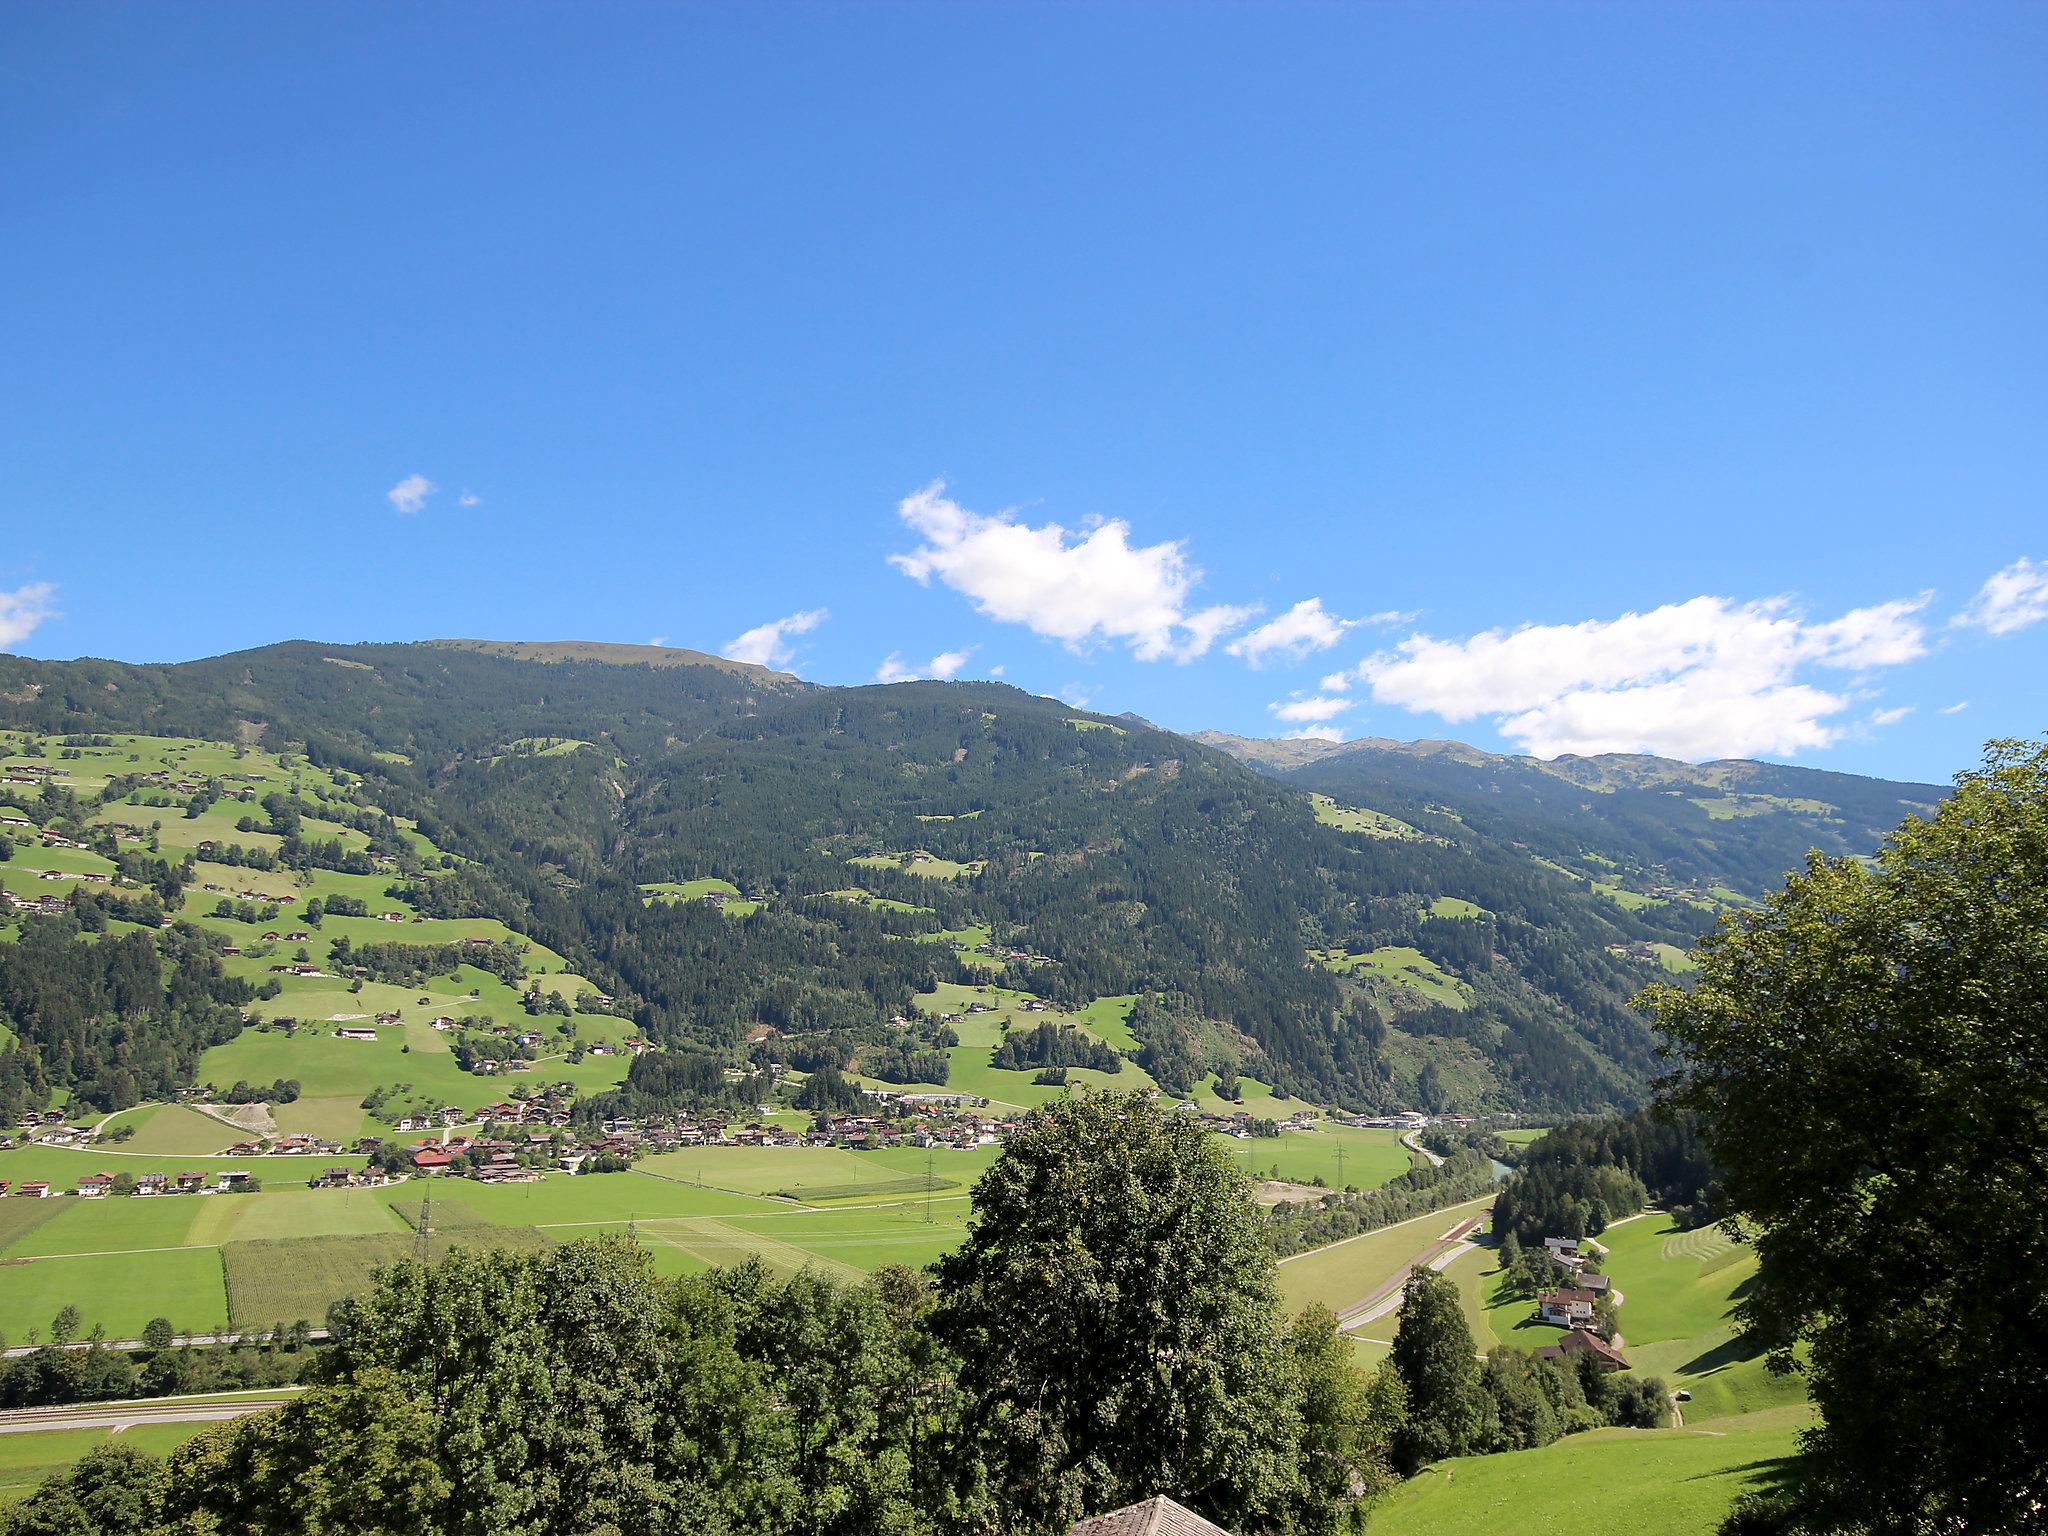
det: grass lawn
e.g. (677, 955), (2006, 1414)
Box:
(107, 1104), (248, 1156)
(1213, 1124), (1413, 1192)
(452, 1169), (787, 1227)
(221, 1227), (549, 1330)
(0, 1245), (229, 1340)
(0, 1422), (219, 1506)
(1603, 1217), (1760, 1346)
(636, 1144), (955, 1201)
(1367, 1407), (1811, 1536)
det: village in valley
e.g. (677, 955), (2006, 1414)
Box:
(0, 724), (1778, 1530)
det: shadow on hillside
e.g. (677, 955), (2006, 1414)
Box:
(1684, 1453), (1803, 1493)
(1678, 1332), (1765, 1376)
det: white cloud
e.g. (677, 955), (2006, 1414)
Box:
(1269, 694), (1354, 724)
(725, 607), (828, 669)
(875, 646), (974, 684)
(888, 481), (1255, 662)
(1339, 592), (1933, 760)
(1058, 683), (1096, 709)
(1953, 557), (2048, 636)
(386, 474), (436, 514)
(1226, 598), (1357, 668)
(1281, 725), (1346, 742)
(988, 664), (1006, 677)
(1940, 700), (1970, 715)
(1871, 705), (1915, 728)
(648, 636), (668, 648)
(458, 491), (482, 508)
(1364, 608), (1421, 626)
(0, 582), (58, 649)
(1318, 670), (1352, 694)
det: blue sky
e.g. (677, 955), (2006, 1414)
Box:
(3, 3), (2043, 785)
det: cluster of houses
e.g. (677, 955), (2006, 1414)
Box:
(2, 888), (74, 918)
(1191, 1105), (1321, 1138)
(1338, 1110), (1479, 1131)
(1532, 1235), (1629, 1371)
(4, 1169), (261, 1199)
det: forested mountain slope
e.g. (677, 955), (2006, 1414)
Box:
(1197, 731), (1946, 905)
(0, 642), (1942, 1115)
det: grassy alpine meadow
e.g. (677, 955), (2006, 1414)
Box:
(1310, 945), (1470, 1009)
(1368, 1406), (1813, 1536)
(846, 850), (986, 879)
(639, 877), (761, 916)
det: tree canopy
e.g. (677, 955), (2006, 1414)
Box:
(1646, 738), (2048, 1533)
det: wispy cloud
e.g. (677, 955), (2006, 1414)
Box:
(876, 647), (975, 684)
(1870, 705), (1915, 728)
(888, 481), (1256, 663)
(1329, 592), (1933, 760)
(0, 582), (59, 649)
(725, 607), (828, 669)
(1952, 556), (2048, 636)
(386, 474), (436, 515)
(1280, 725), (1346, 742)
(1226, 598), (1356, 668)
(458, 491), (482, 508)
(1940, 700), (1970, 715)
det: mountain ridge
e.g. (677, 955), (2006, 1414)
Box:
(0, 639), (1950, 1115)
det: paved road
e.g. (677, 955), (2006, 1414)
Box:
(1, 1329), (329, 1360)
(1401, 1130), (1445, 1168)
(1336, 1207), (1491, 1333)
(0, 1395), (295, 1435)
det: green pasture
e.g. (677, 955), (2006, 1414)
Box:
(1368, 1407), (1811, 1536)
(222, 1227), (551, 1330)
(640, 877), (760, 916)
(1215, 1124), (1413, 1192)
(1591, 881), (1663, 911)
(1309, 794), (1426, 839)
(109, 1104), (250, 1156)
(1312, 946), (1469, 1009)
(0, 1245), (229, 1341)
(1649, 942), (1698, 973)
(1424, 896), (1489, 919)
(847, 851), (985, 879)
(0, 1422), (219, 1507)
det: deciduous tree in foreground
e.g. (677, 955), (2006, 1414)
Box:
(1646, 738), (2048, 1534)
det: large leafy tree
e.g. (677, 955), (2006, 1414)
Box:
(1646, 739), (2048, 1532)
(931, 1090), (1310, 1535)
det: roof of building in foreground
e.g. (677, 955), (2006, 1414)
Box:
(1067, 1494), (1237, 1536)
